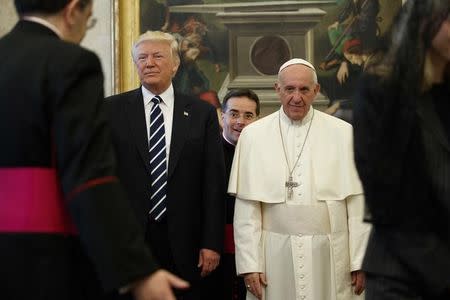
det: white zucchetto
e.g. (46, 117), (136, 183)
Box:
(278, 58), (316, 74)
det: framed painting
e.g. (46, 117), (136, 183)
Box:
(116, 0), (403, 119)
(114, 1), (140, 94)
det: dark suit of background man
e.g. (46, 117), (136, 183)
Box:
(0, 1), (188, 300)
(106, 30), (226, 300)
(206, 89), (260, 300)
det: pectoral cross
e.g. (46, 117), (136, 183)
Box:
(285, 175), (299, 199)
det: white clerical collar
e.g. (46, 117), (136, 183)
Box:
(279, 106), (314, 127)
(142, 84), (174, 109)
(22, 16), (62, 39)
(222, 132), (235, 146)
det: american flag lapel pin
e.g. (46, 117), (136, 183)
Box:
(183, 111), (189, 117)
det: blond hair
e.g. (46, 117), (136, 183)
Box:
(132, 31), (180, 65)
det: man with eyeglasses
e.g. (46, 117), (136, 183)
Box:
(204, 89), (260, 300)
(221, 89), (260, 148)
(0, 1), (187, 299)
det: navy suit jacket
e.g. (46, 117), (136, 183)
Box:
(106, 88), (226, 282)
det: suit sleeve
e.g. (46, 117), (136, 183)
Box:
(201, 105), (226, 253)
(51, 49), (158, 291)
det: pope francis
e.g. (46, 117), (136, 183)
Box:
(229, 58), (371, 300)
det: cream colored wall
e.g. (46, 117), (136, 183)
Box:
(82, 1), (115, 96)
(0, 0), (115, 96)
(0, 0), (18, 37)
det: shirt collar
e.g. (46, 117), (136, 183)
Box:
(222, 132), (236, 147)
(142, 84), (174, 108)
(22, 16), (62, 39)
(279, 105), (314, 127)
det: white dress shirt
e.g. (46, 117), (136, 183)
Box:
(142, 84), (174, 165)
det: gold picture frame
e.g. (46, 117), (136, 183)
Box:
(114, 0), (140, 94)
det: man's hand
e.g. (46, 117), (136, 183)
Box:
(132, 269), (189, 300)
(244, 272), (267, 300)
(351, 270), (366, 295)
(197, 248), (220, 277)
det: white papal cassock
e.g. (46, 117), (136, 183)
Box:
(229, 108), (371, 300)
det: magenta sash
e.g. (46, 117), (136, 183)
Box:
(0, 167), (76, 234)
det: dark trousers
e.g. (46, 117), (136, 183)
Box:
(106, 219), (206, 300)
(222, 254), (246, 300)
(146, 219), (202, 300)
(202, 253), (246, 300)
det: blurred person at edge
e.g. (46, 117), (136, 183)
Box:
(353, 0), (450, 299)
(0, 1), (188, 299)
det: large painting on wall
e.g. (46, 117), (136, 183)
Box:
(136, 0), (402, 119)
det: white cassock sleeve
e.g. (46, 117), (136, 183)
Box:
(233, 197), (265, 275)
(346, 194), (371, 271)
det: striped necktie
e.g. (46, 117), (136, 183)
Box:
(148, 95), (167, 221)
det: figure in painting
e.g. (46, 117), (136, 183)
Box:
(159, 0), (221, 99)
(319, 0), (381, 123)
(172, 16), (219, 96)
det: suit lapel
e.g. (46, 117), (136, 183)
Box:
(126, 88), (152, 176)
(168, 93), (190, 180)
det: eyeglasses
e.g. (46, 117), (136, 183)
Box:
(225, 110), (256, 121)
(86, 17), (97, 30)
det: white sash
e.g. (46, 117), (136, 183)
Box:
(262, 202), (331, 235)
